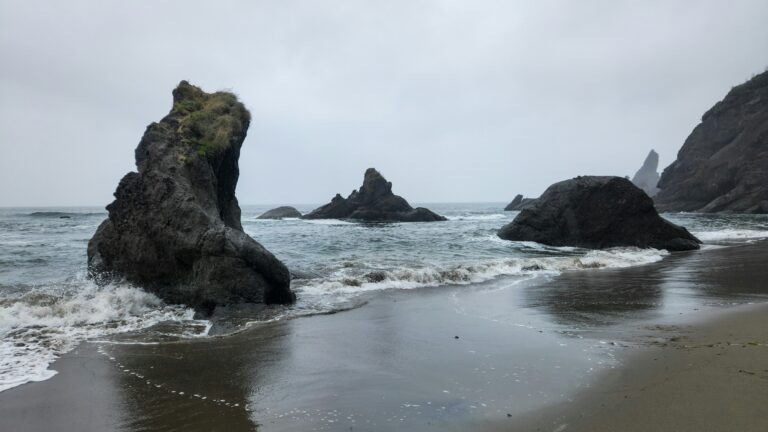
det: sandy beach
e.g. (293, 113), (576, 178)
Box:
(1, 241), (767, 431)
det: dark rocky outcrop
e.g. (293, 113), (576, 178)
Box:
(504, 194), (537, 211)
(497, 176), (701, 251)
(655, 71), (768, 213)
(631, 149), (660, 197)
(257, 206), (302, 219)
(303, 168), (447, 222)
(87, 81), (295, 314)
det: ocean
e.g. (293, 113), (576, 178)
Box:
(1, 203), (767, 395)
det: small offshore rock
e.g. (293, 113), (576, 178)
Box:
(303, 168), (447, 222)
(257, 206), (302, 219)
(364, 271), (388, 283)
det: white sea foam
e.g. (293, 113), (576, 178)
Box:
(251, 217), (301, 222)
(301, 219), (356, 225)
(693, 229), (768, 242)
(295, 247), (668, 300)
(446, 214), (509, 221)
(0, 280), (197, 393)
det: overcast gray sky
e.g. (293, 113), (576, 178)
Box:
(1, 1), (767, 206)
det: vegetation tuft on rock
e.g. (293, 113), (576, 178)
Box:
(171, 81), (251, 157)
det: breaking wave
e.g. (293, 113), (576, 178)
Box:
(294, 247), (668, 301)
(693, 229), (768, 243)
(300, 219), (356, 225)
(446, 213), (509, 221)
(0, 278), (199, 392)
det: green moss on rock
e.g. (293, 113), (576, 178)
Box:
(171, 81), (251, 158)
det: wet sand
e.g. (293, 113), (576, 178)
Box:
(485, 303), (768, 432)
(2, 241), (767, 431)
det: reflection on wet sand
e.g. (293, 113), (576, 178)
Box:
(238, 284), (612, 431)
(522, 256), (670, 327)
(522, 242), (768, 329)
(679, 243), (768, 298)
(105, 321), (293, 432)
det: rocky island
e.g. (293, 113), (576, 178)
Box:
(504, 194), (537, 211)
(87, 81), (295, 314)
(257, 206), (302, 219)
(498, 176), (701, 251)
(303, 168), (447, 222)
(655, 70), (768, 213)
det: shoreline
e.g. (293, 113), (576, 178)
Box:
(1, 241), (767, 431)
(481, 301), (768, 432)
(6, 302), (765, 432)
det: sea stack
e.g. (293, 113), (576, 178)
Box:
(257, 206), (302, 219)
(655, 70), (768, 213)
(631, 149), (660, 197)
(504, 194), (537, 211)
(497, 176), (701, 251)
(87, 81), (295, 314)
(303, 168), (447, 222)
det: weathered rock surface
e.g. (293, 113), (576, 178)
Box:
(631, 149), (660, 197)
(498, 176), (701, 251)
(88, 81), (295, 314)
(303, 168), (447, 222)
(504, 194), (537, 211)
(257, 206), (302, 219)
(655, 71), (768, 213)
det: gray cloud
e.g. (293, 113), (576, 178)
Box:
(1, 0), (767, 206)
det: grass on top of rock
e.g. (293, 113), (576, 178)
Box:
(173, 87), (250, 158)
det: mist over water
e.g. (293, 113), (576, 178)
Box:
(1, 204), (767, 392)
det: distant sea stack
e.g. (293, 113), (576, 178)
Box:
(88, 81), (295, 314)
(655, 70), (768, 213)
(258, 206), (302, 219)
(303, 168), (447, 222)
(631, 149), (660, 197)
(504, 194), (537, 211)
(498, 176), (701, 251)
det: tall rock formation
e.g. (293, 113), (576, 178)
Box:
(88, 81), (295, 314)
(303, 168), (447, 222)
(631, 150), (660, 197)
(498, 176), (701, 251)
(655, 71), (768, 213)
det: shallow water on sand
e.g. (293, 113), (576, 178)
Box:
(3, 241), (768, 432)
(0, 204), (767, 426)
